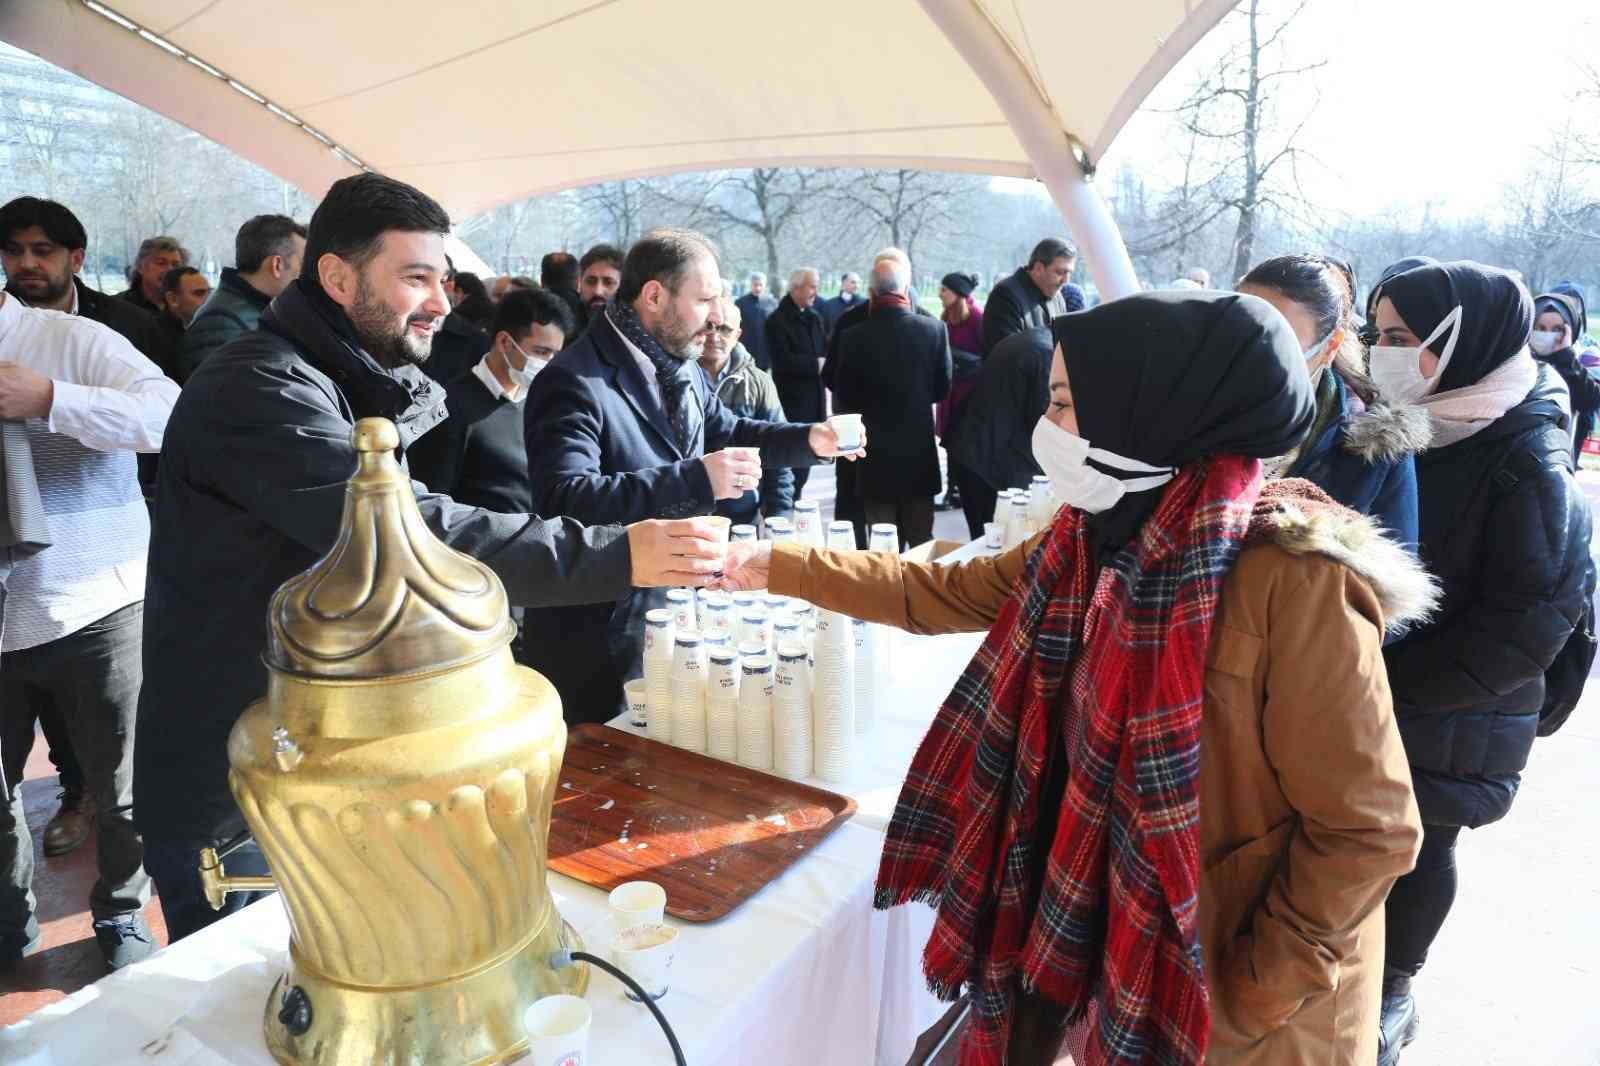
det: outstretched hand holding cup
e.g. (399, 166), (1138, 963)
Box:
(809, 415), (867, 460)
(627, 517), (733, 588)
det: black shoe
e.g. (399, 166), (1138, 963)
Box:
(1377, 991), (1420, 1066)
(93, 911), (155, 971)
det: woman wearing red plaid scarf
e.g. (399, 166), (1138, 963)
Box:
(720, 292), (1439, 1066)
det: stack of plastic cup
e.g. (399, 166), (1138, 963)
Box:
(731, 591), (756, 617)
(666, 587), (697, 633)
(764, 515), (794, 542)
(771, 613), (802, 658)
(670, 631), (707, 753)
(868, 523), (899, 554)
(759, 592), (789, 616)
(773, 641), (814, 780)
(641, 608), (676, 743)
(811, 608), (856, 782)
(730, 523), (757, 543)
(702, 630), (732, 654)
(852, 617), (877, 735)
(1029, 475), (1055, 527)
(826, 520), (856, 550)
(738, 654), (775, 770)
(793, 500), (824, 548)
(1004, 491), (1031, 549)
(706, 648), (740, 762)
(699, 589), (733, 639)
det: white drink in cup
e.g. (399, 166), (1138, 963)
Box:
(829, 413), (864, 452)
(608, 880), (667, 934)
(612, 922), (679, 1001)
(523, 994), (591, 1066)
(623, 678), (648, 728)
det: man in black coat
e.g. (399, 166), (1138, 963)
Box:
(541, 250), (586, 327)
(765, 267), (828, 496)
(834, 259), (951, 549)
(409, 287), (573, 512)
(944, 326), (1052, 538)
(136, 175), (732, 945)
(817, 272), (862, 336)
(734, 271), (778, 369)
(119, 235), (188, 320)
(523, 230), (852, 723)
(980, 237), (1077, 355)
(576, 243), (625, 331)
(423, 256), (490, 384)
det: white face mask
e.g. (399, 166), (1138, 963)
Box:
(1368, 305), (1463, 404)
(505, 338), (549, 390)
(1030, 415), (1174, 515)
(1530, 329), (1564, 356)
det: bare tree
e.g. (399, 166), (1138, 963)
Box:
(577, 180), (648, 248)
(829, 169), (981, 266)
(668, 168), (836, 281)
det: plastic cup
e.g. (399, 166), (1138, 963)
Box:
(624, 678), (648, 728)
(611, 922), (679, 1002)
(984, 521), (1002, 549)
(829, 412), (864, 452)
(608, 881), (667, 935)
(731, 523), (757, 542)
(703, 515), (732, 543)
(523, 994), (591, 1065)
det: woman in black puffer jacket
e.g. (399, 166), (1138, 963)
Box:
(1368, 261), (1593, 1064)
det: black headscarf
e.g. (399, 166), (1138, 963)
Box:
(941, 272), (978, 299)
(1549, 281), (1588, 335)
(1535, 293), (1583, 345)
(1366, 255), (1438, 322)
(1374, 260), (1532, 393)
(1051, 291), (1314, 551)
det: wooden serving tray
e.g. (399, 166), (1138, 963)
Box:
(547, 724), (857, 922)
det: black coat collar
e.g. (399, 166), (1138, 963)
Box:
(588, 310), (702, 459)
(259, 280), (446, 450)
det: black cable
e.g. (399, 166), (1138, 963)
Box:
(565, 950), (687, 1066)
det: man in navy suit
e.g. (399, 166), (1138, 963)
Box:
(523, 228), (860, 722)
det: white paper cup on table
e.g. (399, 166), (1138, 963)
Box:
(738, 654), (775, 770)
(699, 588), (733, 637)
(642, 609), (676, 742)
(773, 641), (814, 779)
(793, 500), (823, 547)
(829, 412), (864, 452)
(811, 609), (856, 783)
(868, 523), (899, 553)
(827, 519), (856, 550)
(623, 678), (649, 728)
(852, 618), (877, 735)
(523, 994), (591, 1065)
(984, 521), (1002, 550)
(608, 880), (667, 934)
(666, 587), (696, 633)
(731, 523), (757, 542)
(612, 922), (679, 1002)
(706, 649), (741, 761)
(670, 631), (707, 752)
(764, 515), (794, 541)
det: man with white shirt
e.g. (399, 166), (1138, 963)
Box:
(407, 287), (574, 512)
(0, 290), (178, 971)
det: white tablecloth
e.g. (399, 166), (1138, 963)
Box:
(1, 544), (991, 1066)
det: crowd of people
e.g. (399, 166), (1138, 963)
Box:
(0, 172), (1594, 1066)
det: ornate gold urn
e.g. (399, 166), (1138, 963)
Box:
(207, 417), (586, 1065)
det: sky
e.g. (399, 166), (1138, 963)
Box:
(1092, 0), (1600, 223)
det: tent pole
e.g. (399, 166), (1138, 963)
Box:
(916, 0), (1142, 301)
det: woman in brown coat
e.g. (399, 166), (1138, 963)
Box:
(722, 293), (1435, 1066)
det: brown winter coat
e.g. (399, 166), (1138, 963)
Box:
(768, 494), (1435, 1065)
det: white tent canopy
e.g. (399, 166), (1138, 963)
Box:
(0, 0), (1238, 297)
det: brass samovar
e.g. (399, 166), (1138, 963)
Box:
(200, 417), (586, 1065)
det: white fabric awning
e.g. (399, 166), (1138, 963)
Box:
(0, 0), (1236, 219)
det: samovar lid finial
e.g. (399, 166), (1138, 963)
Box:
(263, 417), (515, 680)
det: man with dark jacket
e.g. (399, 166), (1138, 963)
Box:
(734, 272), (778, 369)
(136, 175), (735, 944)
(120, 236), (188, 319)
(523, 230), (850, 723)
(153, 266), (210, 373)
(817, 272), (862, 336)
(944, 325), (1052, 538)
(180, 214), (305, 378)
(424, 255), (491, 385)
(980, 237), (1077, 356)
(765, 267), (828, 496)
(576, 244), (624, 330)
(409, 287), (573, 511)
(0, 196), (171, 856)
(833, 257), (951, 549)
(698, 294), (793, 527)
(541, 250), (586, 327)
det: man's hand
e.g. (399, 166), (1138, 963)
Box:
(0, 363), (54, 421)
(627, 517), (732, 587)
(809, 422), (867, 461)
(715, 540), (773, 593)
(702, 447), (764, 500)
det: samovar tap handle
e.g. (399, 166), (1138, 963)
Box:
(198, 846), (277, 911)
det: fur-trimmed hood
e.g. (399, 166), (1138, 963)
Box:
(1340, 401), (1433, 465)
(1249, 480), (1441, 632)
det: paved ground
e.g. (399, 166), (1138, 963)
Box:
(3, 460), (1597, 1066)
